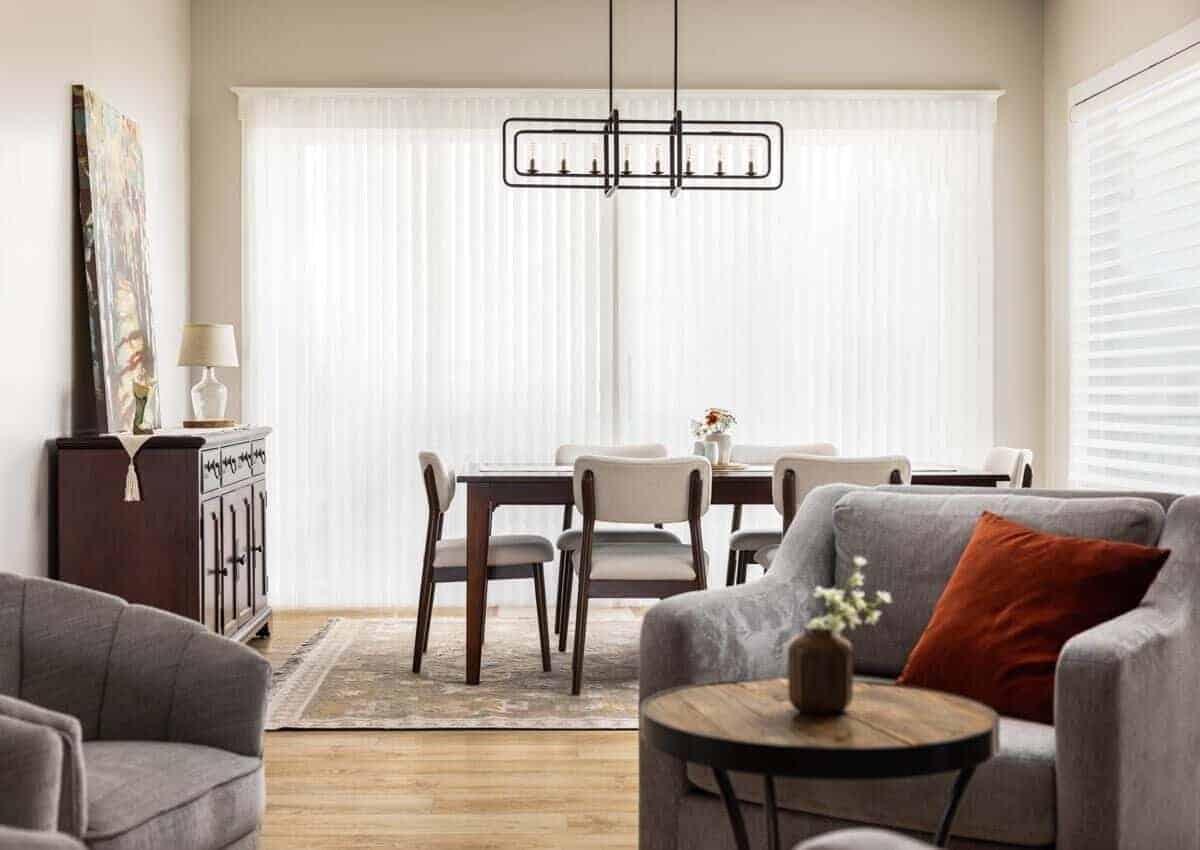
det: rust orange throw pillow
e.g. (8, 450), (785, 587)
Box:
(897, 511), (1169, 724)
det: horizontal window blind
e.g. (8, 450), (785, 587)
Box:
(1070, 58), (1200, 492)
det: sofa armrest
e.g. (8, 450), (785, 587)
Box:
(1055, 496), (1200, 850)
(638, 484), (851, 850)
(0, 713), (64, 832)
(0, 826), (86, 850)
(0, 697), (85, 836)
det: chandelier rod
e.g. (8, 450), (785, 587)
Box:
(673, 0), (679, 118)
(608, 0), (614, 116)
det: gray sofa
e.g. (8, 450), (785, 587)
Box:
(640, 485), (1200, 850)
(795, 829), (936, 850)
(0, 575), (271, 850)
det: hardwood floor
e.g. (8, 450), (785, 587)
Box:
(252, 608), (640, 849)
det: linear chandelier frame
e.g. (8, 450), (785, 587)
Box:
(501, 0), (784, 195)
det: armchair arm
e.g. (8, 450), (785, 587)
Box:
(0, 713), (63, 832)
(0, 697), (85, 836)
(0, 827), (86, 850)
(1055, 496), (1200, 850)
(638, 484), (851, 850)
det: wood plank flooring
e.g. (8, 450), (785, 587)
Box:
(252, 608), (639, 849)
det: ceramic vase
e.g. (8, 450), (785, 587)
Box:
(787, 628), (853, 714)
(706, 432), (733, 465)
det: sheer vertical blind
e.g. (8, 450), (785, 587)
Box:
(239, 88), (997, 606)
(1069, 54), (1200, 492)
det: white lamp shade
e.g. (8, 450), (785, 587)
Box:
(178, 323), (240, 367)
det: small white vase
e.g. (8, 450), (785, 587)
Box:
(706, 432), (733, 465)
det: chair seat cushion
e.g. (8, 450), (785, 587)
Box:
(577, 543), (705, 580)
(687, 715), (1056, 847)
(729, 529), (782, 552)
(434, 534), (554, 567)
(754, 545), (779, 567)
(556, 527), (680, 552)
(83, 740), (263, 850)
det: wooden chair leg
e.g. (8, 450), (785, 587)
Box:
(736, 551), (749, 585)
(420, 580), (436, 654)
(413, 570), (435, 673)
(558, 556), (574, 653)
(725, 548), (739, 586)
(532, 564), (552, 672)
(570, 570), (591, 696)
(554, 549), (569, 635)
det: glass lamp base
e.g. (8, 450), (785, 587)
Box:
(191, 367), (229, 420)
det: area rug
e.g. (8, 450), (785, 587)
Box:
(266, 611), (643, 730)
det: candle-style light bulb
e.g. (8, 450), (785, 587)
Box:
(559, 142), (569, 175)
(622, 143), (631, 176)
(746, 144), (756, 177)
(653, 144), (663, 175)
(716, 144), (725, 177)
(528, 143), (538, 174)
(685, 143), (694, 176)
(591, 142), (600, 175)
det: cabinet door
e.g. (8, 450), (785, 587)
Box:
(201, 497), (223, 633)
(221, 486), (254, 636)
(251, 483), (269, 613)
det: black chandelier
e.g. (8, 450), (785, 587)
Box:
(502, 0), (783, 195)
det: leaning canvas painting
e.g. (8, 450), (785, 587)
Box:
(72, 84), (159, 433)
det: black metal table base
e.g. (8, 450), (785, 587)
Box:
(712, 766), (977, 850)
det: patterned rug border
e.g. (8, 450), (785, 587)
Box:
(265, 615), (641, 732)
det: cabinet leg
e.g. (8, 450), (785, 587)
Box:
(256, 618), (272, 639)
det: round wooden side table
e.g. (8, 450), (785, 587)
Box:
(641, 678), (997, 850)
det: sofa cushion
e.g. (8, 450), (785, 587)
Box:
(898, 512), (1169, 723)
(831, 492), (1166, 677)
(687, 715), (1056, 847)
(83, 741), (263, 850)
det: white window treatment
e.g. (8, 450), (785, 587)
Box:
(1069, 54), (1200, 492)
(239, 88), (997, 606)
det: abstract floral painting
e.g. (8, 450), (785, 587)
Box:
(73, 85), (159, 433)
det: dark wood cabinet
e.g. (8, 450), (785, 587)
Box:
(55, 427), (273, 643)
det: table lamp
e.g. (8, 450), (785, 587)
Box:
(178, 323), (239, 426)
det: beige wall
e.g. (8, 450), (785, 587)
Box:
(0, 0), (191, 577)
(1043, 0), (1200, 484)
(192, 0), (1045, 462)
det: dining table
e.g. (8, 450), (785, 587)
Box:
(455, 463), (1009, 684)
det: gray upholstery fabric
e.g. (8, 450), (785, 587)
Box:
(687, 716), (1055, 846)
(0, 574), (270, 849)
(639, 485), (1196, 850)
(83, 741), (263, 850)
(728, 529), (782, 552)
(794, 828), (938, 850)
(832, 491), (1166, 676)
(218, 832), (258, 850)
(877, 485), (1181, 514)
(755, 544), (779, 567)
(0, 713), (62, 832)
(0, 696), (86, 835)
(556, 527), (680, 551)
(0, 826), (87, 850)
(434, 534), (554, 566)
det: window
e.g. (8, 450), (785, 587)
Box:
(1069, 51), (1200, 492)
(238, 88), (997, 605)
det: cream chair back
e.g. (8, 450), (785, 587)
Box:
(731, 442), (836, 465)
(772, 455), (911, 519)
(983, 446), (1034, 488)
(555, 442), (668, 465)
(573, 456), (712, 524)
(417, 451), (456, 512)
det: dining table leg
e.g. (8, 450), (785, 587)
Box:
(465, 483), (492, 685)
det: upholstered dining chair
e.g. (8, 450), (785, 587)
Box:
(413, 452), (555, 674)
(569, 456), (712, 694)
(725, 443), (836, 586)
(749, 454), (912, 573)
(983, 446), (1034, 488)
(553, 443), (680, 649)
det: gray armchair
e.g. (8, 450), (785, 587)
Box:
(640, 485), (1200, 850)
(0, 574), (271, 850)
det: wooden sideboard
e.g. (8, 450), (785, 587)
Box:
(54, 427), (273, 643)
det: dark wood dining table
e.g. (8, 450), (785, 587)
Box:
(455, 464), (1008, 684)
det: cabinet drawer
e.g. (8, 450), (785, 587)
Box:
(250, 439), (267, 477)
(220, 443), (253, 485)
(201, 449), (222, 493)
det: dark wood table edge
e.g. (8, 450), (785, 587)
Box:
(639, 680), (997, 850)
